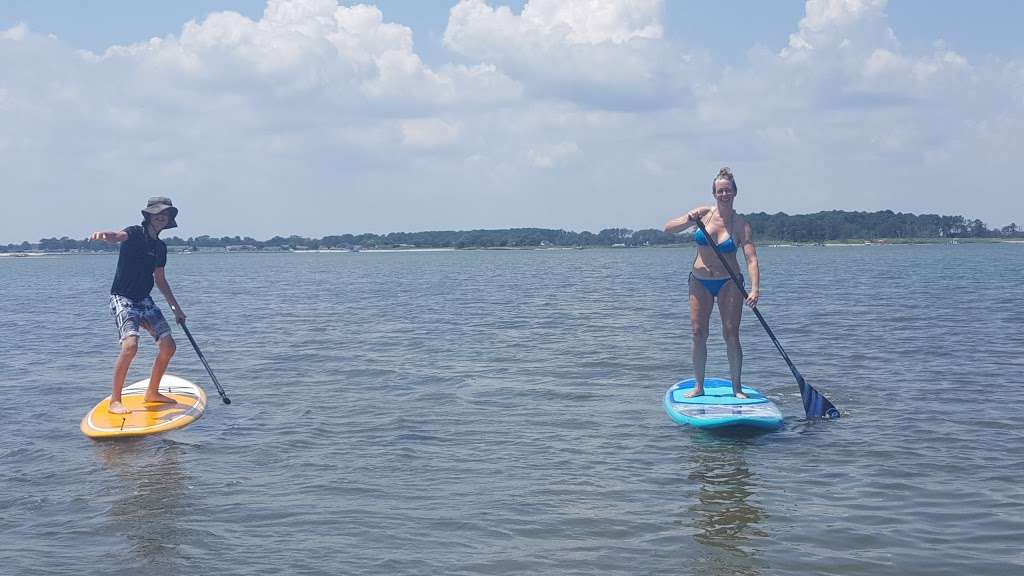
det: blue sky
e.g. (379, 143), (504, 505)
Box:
(2, 0), (1023, 242)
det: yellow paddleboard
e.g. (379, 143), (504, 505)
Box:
(80, 374), (207, 439)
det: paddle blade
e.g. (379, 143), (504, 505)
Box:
(797, 375), (840, 419)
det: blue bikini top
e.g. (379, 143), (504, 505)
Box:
(694, 227), (738, 253)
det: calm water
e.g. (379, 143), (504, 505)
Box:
(1, 244), (1022, 575)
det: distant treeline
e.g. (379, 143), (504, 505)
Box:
(4, 210), (1021, 252)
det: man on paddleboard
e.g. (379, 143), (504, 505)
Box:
(90, 197), (186, 414)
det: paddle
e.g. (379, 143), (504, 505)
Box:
(179, 321), (232, 405)
(693, 218), (839, 419)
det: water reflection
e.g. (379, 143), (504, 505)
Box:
(94, 438), (191, 575)
(688, 434), (765, 576)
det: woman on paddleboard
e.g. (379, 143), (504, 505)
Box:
(664, 168), (760, 398)
(90, 197), (186, 414)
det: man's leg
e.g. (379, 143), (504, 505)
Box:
(144, 335), (177, 403)
(109, 336), (138, 414)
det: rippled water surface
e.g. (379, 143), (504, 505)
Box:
(2, 244), (1023, 575)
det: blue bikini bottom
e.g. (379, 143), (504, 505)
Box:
(690, 272), (745, 298)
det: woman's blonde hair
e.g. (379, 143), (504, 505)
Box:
(712, 167), (737, 193)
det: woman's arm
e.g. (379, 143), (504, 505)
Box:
(90, 230), (129, 242)
(664, 206), (712, 234)
(740, 221), (760, 308)
(153, 267), (187, 323)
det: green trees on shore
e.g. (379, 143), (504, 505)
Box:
(743, 211), (998, 242)
(5, 210), (1021, 252)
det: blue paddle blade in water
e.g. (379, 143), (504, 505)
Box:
(797, 375), (840, 419)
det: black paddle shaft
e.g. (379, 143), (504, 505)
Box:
(692, 217), (838, 418)
(180, 321), (232, 405)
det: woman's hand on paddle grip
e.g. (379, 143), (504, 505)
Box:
(745, 289), (759, 308)
(686, 208), (708, 223)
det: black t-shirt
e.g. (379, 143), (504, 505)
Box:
(110, 225), (168, 301)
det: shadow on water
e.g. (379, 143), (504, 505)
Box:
(687, 433), (767, 576)
(93, 437), (192, 575)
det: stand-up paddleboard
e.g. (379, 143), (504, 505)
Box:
(664, 377), (782, 430)
(81, 375), (207, 439)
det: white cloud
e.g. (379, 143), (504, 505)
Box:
(527, 141), (579, 168)
(443, 0), (696, 110)
(1, 0), (1023, 243)
(784, 0), (894, 57)
(94, 0), (518, 109)
(635, 0), (1023, 222)
(449, 0), (663, 48)
(768, 0), (975, 104)
(400, 118), (461, 150)
(1, 22), (29, 41)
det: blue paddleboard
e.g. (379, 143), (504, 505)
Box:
(664, 377), (783, 430)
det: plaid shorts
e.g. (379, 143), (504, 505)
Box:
(109, 295), (172, 342)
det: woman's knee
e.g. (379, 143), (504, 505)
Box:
(722, 329), (741, 345)
(691, 324), (710, 341)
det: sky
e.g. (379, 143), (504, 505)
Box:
(2, 0), (1023, 243)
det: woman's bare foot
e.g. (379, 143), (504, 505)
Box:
(684, 387), (704, 398)
(143, 392), (177, 404)
(108, 400), (130, 414)
(734, 389), (748, 399)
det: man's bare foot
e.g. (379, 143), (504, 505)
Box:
(143, 392), (177, 404)
(108, 400), (130, 414)
(734, 390), (748, 399)
(684, 387), (704, 398)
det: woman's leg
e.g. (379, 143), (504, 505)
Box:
(687, 274), (715, 397)
(717, 278), (746, 398)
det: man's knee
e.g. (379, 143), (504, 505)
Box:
(120, 337), (139, 357)
(159, 336), (177, 356)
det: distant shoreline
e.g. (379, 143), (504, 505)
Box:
(3, 237), (1021, 257)
(9, 210), (1022, 253)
